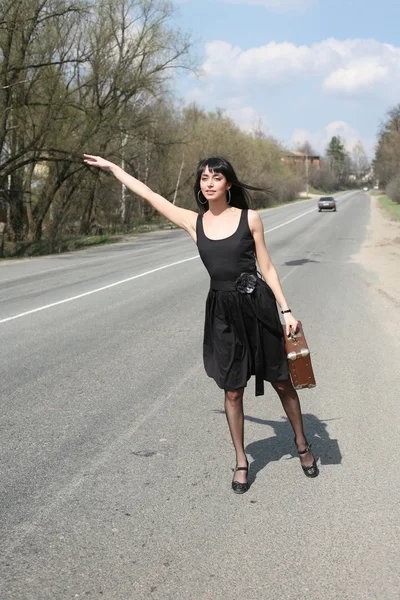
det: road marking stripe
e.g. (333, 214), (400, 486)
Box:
(262, 191), (357, 234)
(0, 248), (148, 284)
(263, 207), (316, 234)
(0, 256), (199, 324)
(1, 193), (351, 284)
(1, 199), (343, 325)
(0, 236), (188, 284)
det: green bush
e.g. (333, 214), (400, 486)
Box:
(3, 235), (114, 258)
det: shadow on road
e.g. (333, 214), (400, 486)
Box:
(244, 413), (342, 485)
(284, 258), (320, 266)
(214, 410), (342, 485)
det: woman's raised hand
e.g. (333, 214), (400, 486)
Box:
(83, 154), (115, 171)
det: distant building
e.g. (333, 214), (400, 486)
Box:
(282, 151), (321, 168)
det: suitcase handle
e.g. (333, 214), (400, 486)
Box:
(287, 325), (300, 341)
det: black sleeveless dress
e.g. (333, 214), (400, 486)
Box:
(196, 209), (289, 396)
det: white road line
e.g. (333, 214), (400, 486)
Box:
(1, 195), (352, 285)
(262, 191), (356, 234)
(0, 256), (199, 324)
(263, 207), (316, 234)
(0, 251), (136, 284)
(0, 204), (325, 325)
(0, 239), (187, 284)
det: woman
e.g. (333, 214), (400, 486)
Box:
(83, 154), (319, 493)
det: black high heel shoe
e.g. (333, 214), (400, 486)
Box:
(295, 440), (319, 478)
(232, 460), (249, 494)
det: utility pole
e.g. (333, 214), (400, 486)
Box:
(305, 149), (309, 196)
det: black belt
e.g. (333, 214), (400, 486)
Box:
(209, 277), (280, 396)
(210, 280), (238, 292)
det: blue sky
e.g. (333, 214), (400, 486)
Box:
(173, 0), (400, 157)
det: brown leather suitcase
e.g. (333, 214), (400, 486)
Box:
(282, 321), (316, 389)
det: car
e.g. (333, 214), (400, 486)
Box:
(318, 196), (336, 212)
(363, 186), (369, 191)
(373, 185), (379, 190)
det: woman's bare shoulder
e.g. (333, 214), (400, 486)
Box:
(247, 209), (263, 229)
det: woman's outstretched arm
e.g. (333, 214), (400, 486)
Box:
(83, 155), (198, 240)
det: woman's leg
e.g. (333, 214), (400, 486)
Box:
(270, 380), (315, 467)
(224, 388), (247, 483)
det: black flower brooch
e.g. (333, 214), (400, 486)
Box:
(235, 272), (258, 294)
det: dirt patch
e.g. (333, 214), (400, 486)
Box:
(356, 195), (400, 308)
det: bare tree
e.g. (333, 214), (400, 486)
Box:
(374, 104), (400, 191)
(0, 0), (194, 244)
(351, 141), (370, 180)
(0, 0), (90, 239)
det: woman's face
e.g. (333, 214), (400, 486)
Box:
(200, 166), (231, 203)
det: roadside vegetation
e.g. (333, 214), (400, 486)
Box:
(377, 195), (400, 222)
(373, 104), (400, 208)
(0, 0), (304, 259)
(0, 0), (384, 259)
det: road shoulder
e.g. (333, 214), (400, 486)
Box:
(356, 194), (400, 308)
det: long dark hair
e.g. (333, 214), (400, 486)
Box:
(194, 156), (268, 213)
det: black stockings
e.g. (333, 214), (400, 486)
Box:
(224, 380), (313, 476)
(224, 389), (247, 483)
(271, 380), (314, 467)
(270, 380), (307, 449)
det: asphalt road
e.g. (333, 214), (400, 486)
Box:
(1, 192), (399, 600)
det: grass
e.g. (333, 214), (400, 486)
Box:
(2, 234), (115, 259)
(378, 195), (400, 221)
(1, 220), (179, 260)
(308, 186), (337, 196)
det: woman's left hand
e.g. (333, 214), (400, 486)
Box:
(83, 154), (116, 171)
(283, 312), (298, 337)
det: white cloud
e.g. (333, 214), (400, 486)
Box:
(201, 38), (400, 98)
(290, 121), (376, 157)
(185, 85), (212, 105)
(225, 106), (266, 131)
(323, 59), (389, 94)
(183, 37), (400, 157)
(220, 0), (315, 12)
(184, 90), (268, 133)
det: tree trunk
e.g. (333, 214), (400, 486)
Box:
(8, 171), (25, 242)
(80, 183), (97, 235)
(0, 222), (6, 258)
(172, 152), (185, 205)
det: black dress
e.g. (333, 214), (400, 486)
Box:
(196, 209), (289, 395)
